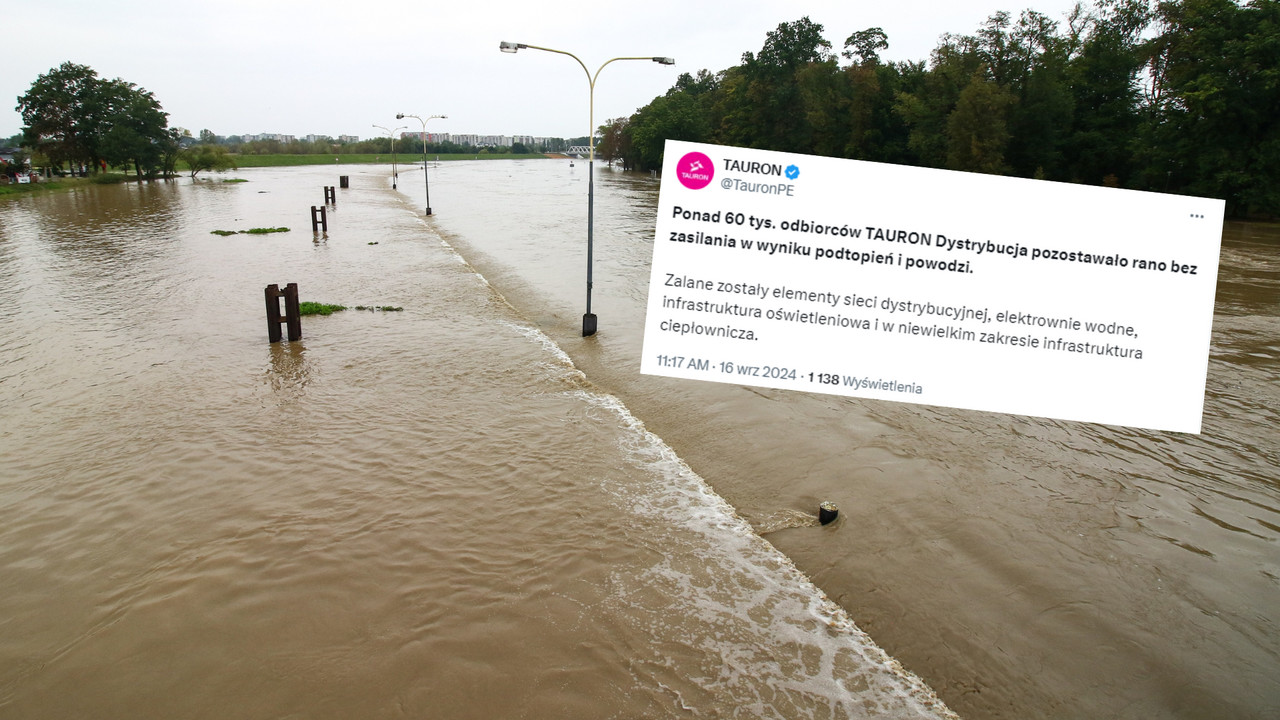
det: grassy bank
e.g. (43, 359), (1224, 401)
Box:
(1, 152), (556, 198)
(0, 175), (109, 198)
(229, 153), (557, 168)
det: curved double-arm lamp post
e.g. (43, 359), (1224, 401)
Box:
(396, 113), (447, 215)
(499, 41), (674, 337)
(372, 124), (406, 188)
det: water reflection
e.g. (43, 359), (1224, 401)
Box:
(265, 341), (311, 404)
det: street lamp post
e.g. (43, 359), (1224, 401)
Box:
(500, 41), (674, 337)
(396, 112), (447, 215)
(372, 124), (406, 188)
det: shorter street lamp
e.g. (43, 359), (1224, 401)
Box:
(372, 124), (406, 188)
(396, 112), (447, 215)
(499, 41), (674, 336)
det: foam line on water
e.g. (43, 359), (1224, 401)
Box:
(410, 200), (955, 718)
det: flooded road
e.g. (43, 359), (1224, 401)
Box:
(420, 159), (1280, 719)
(2, 159), (1277, 719)
(0, 166), (951, 719)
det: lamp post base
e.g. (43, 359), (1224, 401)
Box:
(582, 313), (597, 337)
(425, 207), (432, 216)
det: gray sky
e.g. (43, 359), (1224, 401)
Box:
(3, 0), (1087, 142)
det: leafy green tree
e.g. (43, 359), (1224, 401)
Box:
(96, 79), (170, 179)
(895, 33), (984, 167)
(15, 62), (102, 171)
(628, 90), (713, 170)
(725, 17), (834, 152)
(1004, 11), (1076, 179)
(946, 71), (1016, 173)
(843, 27), (889, 65)
(595, 117), (632, 165)
(181, 144), (236, 178)
(1063, 0), (1152, 185)
(1138, 0), (1280, 215)
(16, 63), (173, 178)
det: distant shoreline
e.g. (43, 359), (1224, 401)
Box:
(230, 152), (562, 168)
(0, 154), (566, 198)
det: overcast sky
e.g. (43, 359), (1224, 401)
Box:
(3, 0), (1088, 141)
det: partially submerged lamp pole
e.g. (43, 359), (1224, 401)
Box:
(500, 41), (674, 337)
(397, 112), (447, 215)
(372, 124), (405, 188)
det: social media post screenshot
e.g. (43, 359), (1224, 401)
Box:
(640, 140), (1226, 433)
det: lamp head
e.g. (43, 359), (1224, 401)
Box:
(499, 41), (525, 53)
(395, 113), (404, 119)
(653, 57), (675, 65)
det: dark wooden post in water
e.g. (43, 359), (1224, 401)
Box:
(310, 205), (328, 232)
(339, 175), (349, 188)
(265, 283), (302, 342)
(324, 186), (336, 204)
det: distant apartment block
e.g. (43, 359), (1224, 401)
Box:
(400, 132), (557, 148)
(242, 133), (295, 143)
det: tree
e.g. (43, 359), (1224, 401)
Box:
(1138, 0), (1280, 215)
(726, 17), (834, 152)
(843, 27), (889, 65)
(1063, 0), (1152, 185)
(16, 62), (173, 178)
(946, 71), (1016, 173)
(595, 117), (632, 165)
(181, 144), (237, 178)
(96, 79), (171, 179)
(628, 90), (712, 170)
(15, 62), (101, 171)
(895, 33), (984, 167)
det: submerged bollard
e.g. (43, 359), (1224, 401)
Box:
(265, 283), (302, 342)
(310, 205), (328, 232)
(339, 175), (349, 189)
(324, 186), (336, 204)
(818, 501), (839, 525)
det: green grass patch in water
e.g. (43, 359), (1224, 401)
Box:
(210, 227), (290, 236)
(298, 302), (347, 316)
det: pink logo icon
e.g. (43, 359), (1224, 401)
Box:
(676, 151), (714, 190)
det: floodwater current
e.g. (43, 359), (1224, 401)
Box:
(0, 165), (950, 719)
(2, 160), (1278, 719)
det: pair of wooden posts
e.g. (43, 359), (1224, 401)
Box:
(311, 177), (346, 231)
(279, 176), (350, 340)
(265, 283), (301, 342)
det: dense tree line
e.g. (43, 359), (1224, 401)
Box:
(16, 62), (182, 180)
(198, 134), (588, 157)
(597, 0), (1279, 217)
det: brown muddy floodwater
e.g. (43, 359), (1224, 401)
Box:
(2, 160), (1277, 720)
(0, 166), (950, 719)
(421, 159), (1279, 719)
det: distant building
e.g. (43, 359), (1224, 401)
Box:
(241, 133), (295, 143)
(393, 133), (566, 150)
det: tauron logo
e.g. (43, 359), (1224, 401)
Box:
(676, 152), (714, 190)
